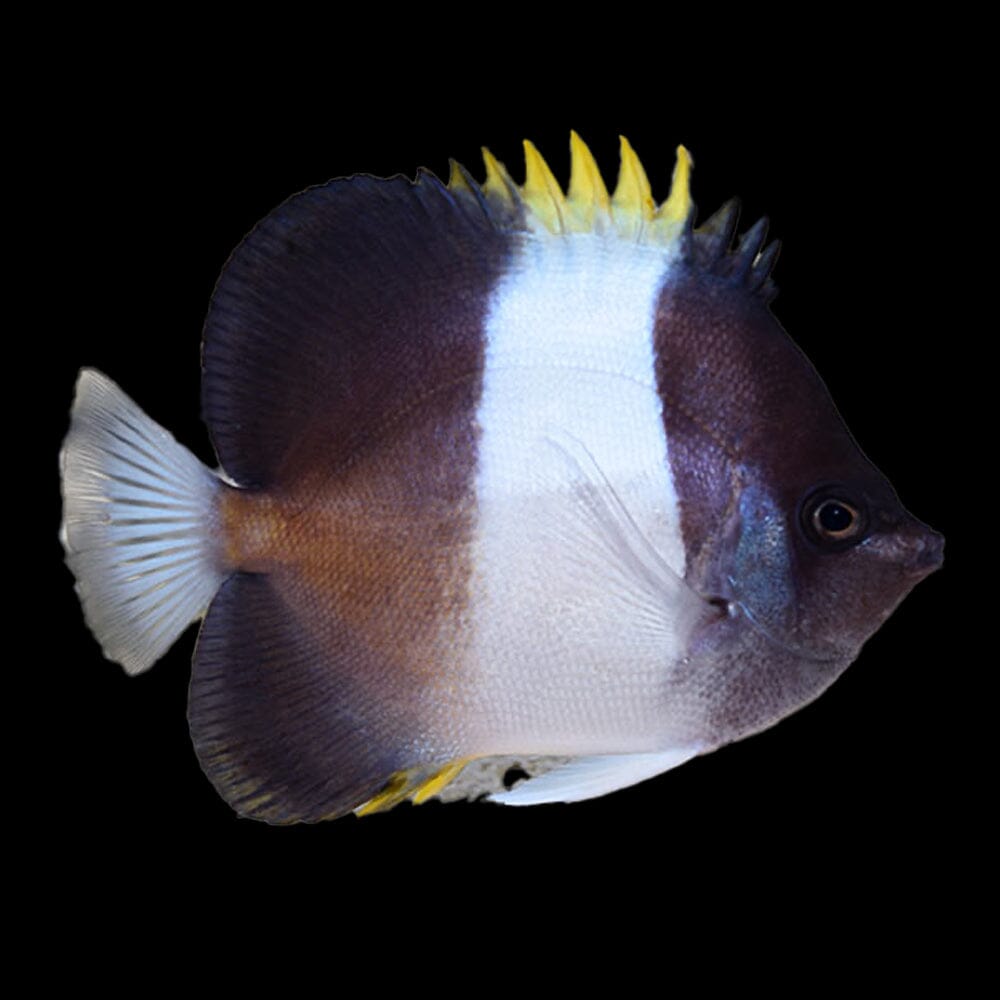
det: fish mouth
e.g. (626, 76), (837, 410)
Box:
(902, 525), (945, 579)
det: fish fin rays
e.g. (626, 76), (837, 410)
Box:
(691, 198), (781, 302)
(475, 133), (693, 242)
(59, 369), (224, 675)
(489, 748), (700, 806)
(353, 759), (473, 815)
(189, 572), (420, 824)
(409, 759), (471, 806)
(532, 429), (715, 644)
(199, 137), (756, 493)
(201, 172), (509, 487)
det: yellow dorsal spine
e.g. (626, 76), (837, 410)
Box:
(480, 148), (521, 209)
(522, 139), (567, 233)
(566, 130), (611, 232)
(611, 135), (656, 239)
(449, 133), (694, 247)
(447, 158), (479, 201)
(652, 144), (694, 242)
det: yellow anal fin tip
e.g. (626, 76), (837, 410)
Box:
(656, 143), (695, 231)
(410, 759), (471, 806)
(612, 135), (656, 234)
(521, 139), (566, 233)
(567, 131), (611, 231)
(354, 771), (411, 817)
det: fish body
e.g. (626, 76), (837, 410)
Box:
(59, 134), (942, 823)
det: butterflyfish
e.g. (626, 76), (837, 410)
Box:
(59, 134), (943, 823)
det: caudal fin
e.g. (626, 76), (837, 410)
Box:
(59, 369), (225, 675)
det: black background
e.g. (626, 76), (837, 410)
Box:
(35, 55), (967, 922)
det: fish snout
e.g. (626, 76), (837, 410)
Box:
(904, 525), (945, 578)
(879, 516), (945, 580)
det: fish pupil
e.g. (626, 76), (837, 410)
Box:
(818, 501), (853, 533)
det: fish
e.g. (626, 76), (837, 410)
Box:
(59, 132), (943, 824)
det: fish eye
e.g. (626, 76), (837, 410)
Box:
(799, 488), (868, 549)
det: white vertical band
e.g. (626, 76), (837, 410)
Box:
(463, 232), (692, 754)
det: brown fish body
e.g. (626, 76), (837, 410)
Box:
(59, 136), (942, 822)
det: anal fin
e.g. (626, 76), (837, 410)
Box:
(189, 572), (420, 824)
(410, 760), (472, 806)
(488, 748), (701, 806)
(353, 759), (473, 816)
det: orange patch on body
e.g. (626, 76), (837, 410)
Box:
(217, 449), (477, 693)
(219, 489), (290, 572)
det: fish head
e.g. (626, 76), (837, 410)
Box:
(662, 261), (944, 744)
(724, 457), (943, 667)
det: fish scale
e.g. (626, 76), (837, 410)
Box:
(59, 133), (943, 823)
(464, 229), (697, 753)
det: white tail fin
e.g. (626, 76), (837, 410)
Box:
(59, 369), (225, 675)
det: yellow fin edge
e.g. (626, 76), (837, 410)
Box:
(455, 133), (693, 243)
(354, 772), (410, 817)
(354, 759), (473, 817)
(410, 760), (471, 805)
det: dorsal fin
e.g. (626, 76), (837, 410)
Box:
(452, 132), (695, 246)
(691, 198), (781, 302)
(565, 130), (611, 232)
(201, 171), (511, 487)
(446, 132), (777, 299)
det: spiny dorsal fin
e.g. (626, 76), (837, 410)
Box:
(480, 147), (524, 219)
(611, 135), (656, 237)
(657, 142), (694, 233)
(692, 199), (781, 302)
(566, 130), (611, 232)
(446, 132), (779, 297)
(694, 198), (741, 264)
(450, 132), (694, 246)
(522, 139), (566, 233)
